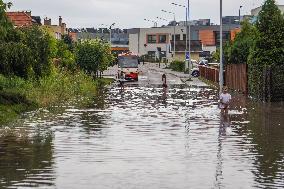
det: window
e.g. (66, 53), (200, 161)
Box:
(183, 34), (187, 41)
(147, 51), (156, 59)
(159, 35), (167, 43)
(172, 34), (180, 41)
(147, 35), (157, 43)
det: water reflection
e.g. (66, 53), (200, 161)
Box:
(0, 127), (54, 188)
(0, 84), (283, 188)
(245, 101), (284, 188)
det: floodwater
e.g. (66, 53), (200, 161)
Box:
(0, 84), (283, 189)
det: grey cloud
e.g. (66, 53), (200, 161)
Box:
(6, 0), (277, 28)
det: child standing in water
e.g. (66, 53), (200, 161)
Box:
(219, 86), (231, 114)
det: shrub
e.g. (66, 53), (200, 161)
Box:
(169, 60), (185, 72)
(0, 42), (34, 78)
(76, 39), (114, 76)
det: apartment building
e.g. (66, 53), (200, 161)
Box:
(129, 23), (240, 62)
(72, 28), (130, 54)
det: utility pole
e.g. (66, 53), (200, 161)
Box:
(187, 0), (191, 79)
(219, 0), (224, 92)
(239, 6), (243, 24)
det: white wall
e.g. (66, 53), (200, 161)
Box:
(202, 46), (216, 54)
(137, 26), (187, 59)
(129, 34), (139, 54)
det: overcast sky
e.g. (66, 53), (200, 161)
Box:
(5, 0), (284, 28)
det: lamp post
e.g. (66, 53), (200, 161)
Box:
(144, 19), (158, 27)
(219, 0), (223, 92)
(156, 17), (168, 22)
(172, 2), (191, 77)
(239, 6), (243, 24)
(109, 23), (115, 45)
(161, 9), (176, 60)
(101, 23), (115, 44)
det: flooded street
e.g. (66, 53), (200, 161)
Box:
(0, 75), (284, 188)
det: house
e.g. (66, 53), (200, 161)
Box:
(6, 11), (42, 27)
(42, 16), (67, 40)
(6, 11), (33, 27)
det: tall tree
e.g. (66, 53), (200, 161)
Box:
(249, 0), (284, 67)
(248, 0), (284, 100)
(0, 1), (13, 41)
(227, 20), (258, 64)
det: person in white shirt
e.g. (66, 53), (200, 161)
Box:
(219, 86), (231, 114)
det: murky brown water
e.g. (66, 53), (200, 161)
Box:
(0, 84), (283, 189)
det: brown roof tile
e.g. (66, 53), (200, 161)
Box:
(6, 12), (33, 27)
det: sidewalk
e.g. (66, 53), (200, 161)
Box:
(147, 63), (208, 87)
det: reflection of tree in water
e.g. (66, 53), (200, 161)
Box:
(231, 97), (284, 187)
(0, 128), (54, 188)
(92, 87), (110, 109)
(246, 102), (284, 187)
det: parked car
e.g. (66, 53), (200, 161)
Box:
(191, 68), (200, 77)
(199, 59), (208, 66)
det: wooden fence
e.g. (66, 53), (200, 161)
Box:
(199, 64), (248, 94)
(225, 64), (248, 94)
(199, 66), (219, 83)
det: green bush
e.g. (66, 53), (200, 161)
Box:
(0, 42), (34, 78)
(76, 39), (114, 76)
(169, 60), (185, 72)
(21, 26), (54, 78)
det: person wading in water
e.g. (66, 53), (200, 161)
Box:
(119, 71), (125, 90)
(162, 73), (167, 88)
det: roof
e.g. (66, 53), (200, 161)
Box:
(6, 12), (32, 27)
(31, 16), (42, 25)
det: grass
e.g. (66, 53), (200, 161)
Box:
(198, 77), (219, 89)
(0, 70), (114, 124)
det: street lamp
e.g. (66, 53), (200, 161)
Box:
(239, 6), (243, 24)
(156, 17), (168, 22)
(144, 19), (158, 27)
(109, 23), (115, 45)
(172, 2), (191, 77)
(101, 23), (115, 44)
(161, 9), (176, 60)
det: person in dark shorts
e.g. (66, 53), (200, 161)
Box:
(162, 73), (167, 88)
(119, 71), (125, 89)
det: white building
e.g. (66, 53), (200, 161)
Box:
(251, 5), (284, 16)
(129, 26), (195, 62)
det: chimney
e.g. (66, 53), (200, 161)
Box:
(59, 16), (62, 26)
(44, 17), (51, 26)
(25, 11), (32, 17)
